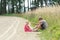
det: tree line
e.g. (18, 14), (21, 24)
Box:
(0, 0), (60, 15)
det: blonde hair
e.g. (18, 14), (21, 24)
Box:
(26, 20), (29, 24)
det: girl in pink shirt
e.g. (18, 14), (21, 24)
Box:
(24, 22), (32, 32)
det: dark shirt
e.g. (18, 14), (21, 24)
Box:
(40, 20), (48, 30)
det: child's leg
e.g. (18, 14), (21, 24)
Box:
(32, 24), (39, 32)
(32, 28), (38, 32)
(32, 26), (39, 32)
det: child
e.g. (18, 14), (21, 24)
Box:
(24, 21), (32, 32)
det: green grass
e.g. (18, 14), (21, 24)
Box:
(19, 6), (60, 40)
(22, 13), (60, 40)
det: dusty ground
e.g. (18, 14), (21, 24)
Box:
(0, 16), (40, 40)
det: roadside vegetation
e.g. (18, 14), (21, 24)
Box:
(21, 6), (60, 40)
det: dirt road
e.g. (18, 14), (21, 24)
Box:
(0, 16), (40, 40)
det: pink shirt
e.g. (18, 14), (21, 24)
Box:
(24, 24), (32, 32)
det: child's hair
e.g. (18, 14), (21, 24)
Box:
(26, 21), (29, 24)
(39, 17), (43, 20)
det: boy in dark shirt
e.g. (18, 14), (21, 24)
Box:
(33, 17), (48, 31)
